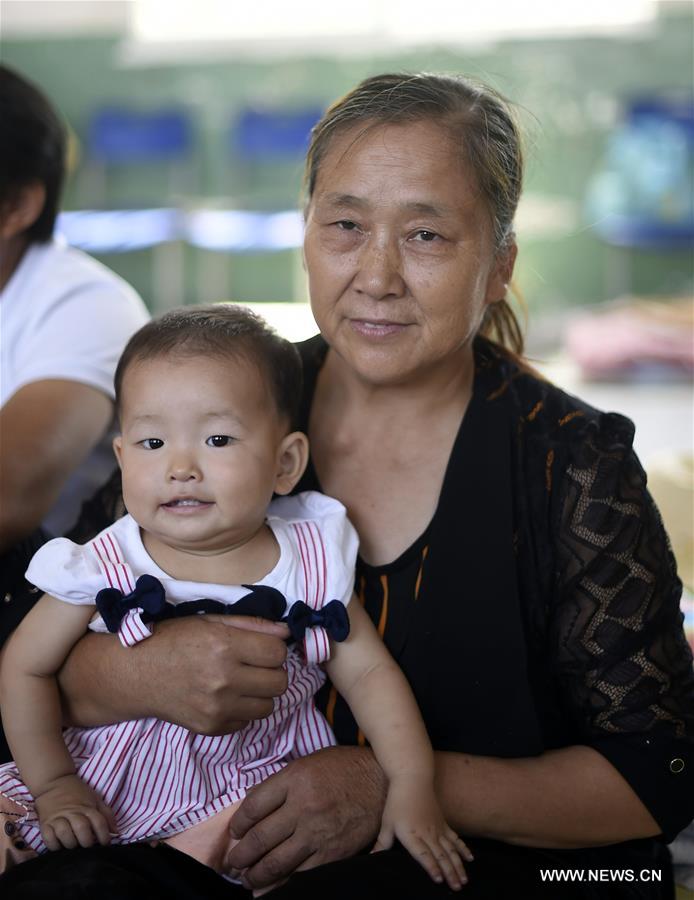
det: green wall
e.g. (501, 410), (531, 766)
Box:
(2, 3), (692, 313)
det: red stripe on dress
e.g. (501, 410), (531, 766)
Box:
(292, 523), (311, 606)
(302, 523), (320, 609)
(307, 522), (327, 609)
(83, 719), (142, 799)
(105, 532), (135, 593)
(293, 522), (313, 660)
(158, 727), (189, 831)
(308, 700), (328, 751)
(136, 722), (178, 835)
(91, 539), (115, 589)
(148, 725), (190, 836)
(97, 536), (126, 594)
(116, 720), (169, 826)
(104, 532), (123, 563)
(145, 729), (183, 835)
(120, 614), (136, 647)
(310, 523), (331, 660)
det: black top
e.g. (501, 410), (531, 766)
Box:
(294, 333), (694, 844)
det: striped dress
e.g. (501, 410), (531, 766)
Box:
(0, 491), (357, 856)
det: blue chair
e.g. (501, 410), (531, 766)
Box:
(188, 107), (323, 305)
(586, 95), (694, 298)
(76, 107), (195, 310)
(84, 106), (194, 204)
(232, 107), (323, 160)
(88, 107), (193, 164)
(587, 96), (694, 248)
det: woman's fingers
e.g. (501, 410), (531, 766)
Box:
(238, 836), (315, 889)
(228, 776), (289, 843)
(208, 615), (290, 642)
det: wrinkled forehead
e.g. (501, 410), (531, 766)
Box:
(318, 118), (455, 172)
(308, 119), (490, 230)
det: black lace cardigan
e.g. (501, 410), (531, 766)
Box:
(295, 335), (694, 843)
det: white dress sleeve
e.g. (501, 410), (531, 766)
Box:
(268, 492), (359, 666)
(269, 491), (359, 609)
(25, 537), (105, 606)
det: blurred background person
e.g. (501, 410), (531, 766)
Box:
(0, 64), (149, 642)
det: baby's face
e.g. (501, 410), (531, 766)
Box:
(114, 354), (290, 555)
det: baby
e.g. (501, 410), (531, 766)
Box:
(0, 304), (470, 891)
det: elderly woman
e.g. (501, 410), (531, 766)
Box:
(3, 73), (692, 899)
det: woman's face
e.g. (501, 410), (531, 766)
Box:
(303, 120), (516, 386)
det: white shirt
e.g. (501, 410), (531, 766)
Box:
(0, 235), (149, 535)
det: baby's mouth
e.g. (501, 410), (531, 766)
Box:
(162, 498), (211, 508)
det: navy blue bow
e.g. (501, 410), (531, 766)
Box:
(95, 574), (167, 634)
(286, 599), (350, 644)
(156, 585), (288, 624)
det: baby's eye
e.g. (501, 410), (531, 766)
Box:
(140, 438), (164, 450)
(206, 435), (234, 447)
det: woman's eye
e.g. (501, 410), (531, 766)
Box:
(140, 438), (164, 450)
(206, 435), (233, 447)
(413, 229), (440, 242)
(336, 220), (359, 231)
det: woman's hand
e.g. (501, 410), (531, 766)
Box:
(58, 615), (290, 734)
(226, 746), (387, 891)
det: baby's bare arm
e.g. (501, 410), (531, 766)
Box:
(0, 595), (116, 848)
(325, 599), (435, 786)
(325, 600), (469, 889)
(1, 594), (95, 795)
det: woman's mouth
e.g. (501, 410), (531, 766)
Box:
(349, 319), (408, 338)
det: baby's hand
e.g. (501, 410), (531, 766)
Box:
(372, 776), (472, 891)
(35, 774), (117, 851)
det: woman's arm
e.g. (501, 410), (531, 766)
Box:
(434, 745), (659, 847)
(0, 381), (112, 552)
(227, 742), (660, 891)
(57, 614), (292, 734)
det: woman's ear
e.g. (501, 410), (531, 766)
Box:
(0, 181), (46, 240)
(274, 431), (309, 495)
(484, 239), (518, 306)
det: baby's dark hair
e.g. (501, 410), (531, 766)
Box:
(115, 304), (303, 429)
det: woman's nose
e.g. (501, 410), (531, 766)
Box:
(353, 236), (404, 300)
